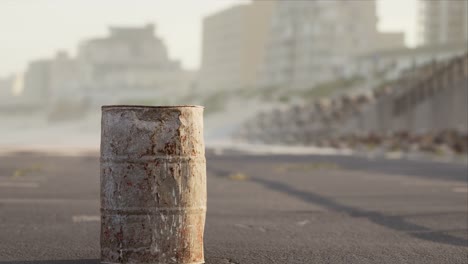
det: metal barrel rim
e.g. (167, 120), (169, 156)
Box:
(102, 105), (204, 110)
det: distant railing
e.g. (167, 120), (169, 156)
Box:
(393, 53), (468, 116)
(235, 52), (468, 153)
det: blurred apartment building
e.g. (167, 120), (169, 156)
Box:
(22, 56), (68, 104)
(258, 0), (405, 89)
(199, 1), (275, 91)
(0, 76), (12, 95)
(0, 76), (13, 104)
(357, 0), (468, 82)
(0, 73), (42, 112)
(21, 24), (193, 110)
(419, 0), (468, 46)
(77, 24), (192, 95)
(199, 0), (405, 91)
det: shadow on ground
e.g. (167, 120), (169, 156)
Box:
(0, 258), (236, 264)
(251, 176), (468, 247)
(208, 164), (468, 248)
(0, 261), (99, 264)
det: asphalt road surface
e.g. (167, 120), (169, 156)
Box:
(0, 151), (467, 264)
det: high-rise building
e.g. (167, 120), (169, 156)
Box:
(199, 1), (275, 91)
(419, 0), (468, 46)
(200, 0), (405, 91)
(374, 32), (406, 52)
(258, 0), (393, 89)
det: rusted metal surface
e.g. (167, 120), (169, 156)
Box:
(100, 105), (206, 264)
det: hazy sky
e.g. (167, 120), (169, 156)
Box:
(0, 0), (418, 78)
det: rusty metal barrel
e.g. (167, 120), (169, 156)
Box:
(100, 105), (206, 264)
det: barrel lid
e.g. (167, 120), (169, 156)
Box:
(102, 105), (204, 110)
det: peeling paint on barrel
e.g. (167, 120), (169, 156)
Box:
(100, 105), (206, 264)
